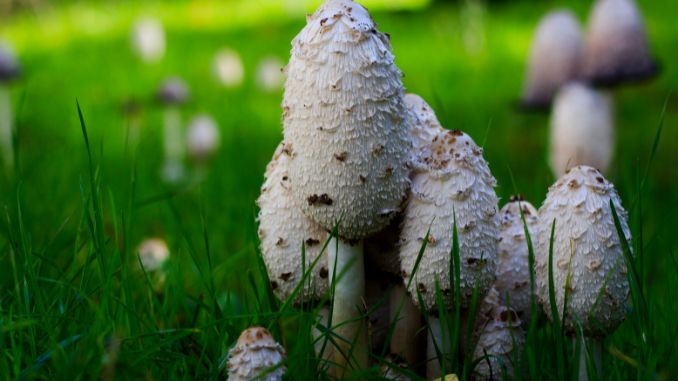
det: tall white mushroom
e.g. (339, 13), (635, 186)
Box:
(282, 0), (411, 372)
(131, 17), (166, 64)
(535, 166), (631, 379)
(397, 129), (500, 379)
(227, 326), (286, 381)
(549, 82), (614, 178)
(521, 10), (584, 109)
(0, 43), (20, 175)
(156, 77), (189, 184)
(495, 196), (539, 323)
(582, 0), (658, 86)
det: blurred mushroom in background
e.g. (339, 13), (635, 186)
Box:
(0, 42), (21, 175)
(213, 48), (245, 88)
(186, 113), (221, 182)
(131, 17), (166, 64)
(256, 56), (285, 92)
(156, 77), (190, 184)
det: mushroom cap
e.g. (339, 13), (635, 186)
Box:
(282, 0), (411, 240)
(398, 129), (499, 312)
(472, 287), (524, 380)
(495, 196), (539, 322)
(256, 56), (285, 92)
(535, 166), (631, 337)
(257, 143), (330, 305)
(521, 10), (584, 109)
(0, 43), (21, 82)
(227, 326), (286, 381)
(404, 93), (444, 150)
(156, 77), (189, 105)
(186, 114), (221, 161)
(549, 82), (613, 178)
(213, 48), (244, 87)
(583, 0), (658, 86)
(131, 17), (166, 63)
(137, 238), (170, 271)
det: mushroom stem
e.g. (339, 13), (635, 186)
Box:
(427, 316), (453, 380)
(161, 106), (185, 183)
(389, 283), (422, 366)
(0, 85), (13, 174)
(312, 305), (334, 363)
(578, 337), (602, 381)
(328, 238), (368, 375)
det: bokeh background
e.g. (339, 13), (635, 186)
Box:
(1, 0), (677, 379)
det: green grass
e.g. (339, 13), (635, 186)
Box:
(1, 0), (678, 379)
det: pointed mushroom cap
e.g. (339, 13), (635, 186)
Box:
(521, 10), (584, 109)
(472, 287), (524, 380)
(0, 43), (21, 82)
(227, 326), (286, 381)
(282, 0), (411, 240)
(549, 82), (613, 178)
(583, 0), (658, 86)
(404, 93), (444, 150)
(535, 166), (631, 337)
(398, 129), (499, 312)
(495, 196), (539, 322)
(186, 114), (220, 161)
(257, 143), (330, 305)
(156, 77), (189, 105)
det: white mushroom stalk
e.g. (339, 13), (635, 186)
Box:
(397, 129), (500, 379)
(227, 326), (286, 381)
(282, 0), (411, 372)
(0, 43), (20, 175)
(583, 0), (658, 86)
(549, 82), (614, 178)
(535, 166), (631, 380)
(521, 10), (584, 109)
(496, 196), (539, 323)
(131, 17), (166, 64)
(156, 77), (189, 184)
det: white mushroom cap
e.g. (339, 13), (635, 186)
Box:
(496, 196), (539, 322)
(257, 143), (330, 305)
(131, 17), (166, 63)
(549, 82), (613, 178)
(157, 77), (190, 105)
(137, 238), (170, 271)
(472, 287), (524, 380)
(256, 56), (286, 92)
(404, 93), (444, 150)
(227, 326), (286, 381)
(398, 129), (499, 312)
(583, 0), (658, 86)
(535, 166), (631, 337)
(0, 43), (20, 82)
(521, 10), (584, 109)
(282, 0), (411, 240)
(186, 114), (220, 161)
(213, 48), (245, 88)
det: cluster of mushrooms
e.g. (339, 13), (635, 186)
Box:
(223, 0), (650, 380)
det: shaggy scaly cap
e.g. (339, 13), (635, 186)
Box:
(404, 93), (444, 150)
(496, 196), (539, 321)
(257, 143), (330, 305)
(521, 10), (584, 108)
(472, 287), (524, 380)
(398, 129), (499, 312)
(549, 82), (613, 177)
(282, 0), (411, 240)
(227, 327), (286, 381)
(535, 166), (631, 337)
(583, 0), (658, 86)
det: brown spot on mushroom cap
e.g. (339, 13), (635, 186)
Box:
(333, 151), (348, 162)
(319, 267), (328, 279)
(280, 272), (293, 281)
(307, 194), (333, 206)
(305, 238), (320, 246)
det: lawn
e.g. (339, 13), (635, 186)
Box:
(1, 0), (677, 379)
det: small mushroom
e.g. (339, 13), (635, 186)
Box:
(256, 56), (285, 92)
(535, 166), (631, 379)
(549, 82), (613, 177)
(213, 48), (244, 88)
(226, 326), (286, 381)
(137, 238), (170, 291)
(582, 0), (659, 87)
(379, 353), (412, 381)
(520, 10), (584, 109)
(0, 43), (21, 174)
(156, 77), (190, 184)
(131, 17), (166, 64)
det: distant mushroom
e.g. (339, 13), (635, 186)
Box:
(256, 56), (285, 92)
(282, 0), (411, 372)
(495, 196), (539, 323)
(0, 43), (20, 174)
(549, 82), (613, 177)
(137, 238), (170, 291)
(156, 77), (189, 184)
(582, 0), (659, 87)
(535, 166), (631, 380)
(213, 48), (244, 88)
(521, 10), (584, 109)
(131, 17), (166, 63)
(186, 114), (220, 182)
(398, 129), (500, 379)
(227, 326), (286, 381)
